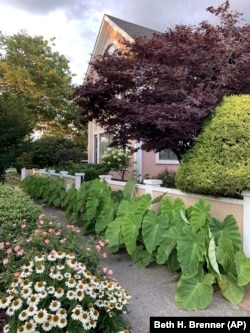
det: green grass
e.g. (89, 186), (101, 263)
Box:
(5, 168), (21, 186)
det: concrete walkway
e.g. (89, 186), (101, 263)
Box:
(42, 205), (250, 333)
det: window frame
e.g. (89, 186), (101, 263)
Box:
(155, 149), (179, 165)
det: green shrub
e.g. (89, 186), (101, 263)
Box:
(175, 95), (250, 198)
(65, 162), (110, 181)
(0, 185), (42, 225)
(20, 175), (67, 208)
(153, 169), (176, 188)
(101, 148), (132, 180)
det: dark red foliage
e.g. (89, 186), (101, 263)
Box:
(0, 309), (8, 333)
(74, 1), (250, 161)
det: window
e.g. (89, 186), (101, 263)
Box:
(100, 133), (112, 157)
(94, 133), (113, 163)
(156, 149), (179, 165)
(105, 44), (117, 55)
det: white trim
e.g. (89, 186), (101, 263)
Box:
(155, 152), (179, 165)
(105, 16), (134, 43)
(135, 141), (143, 181)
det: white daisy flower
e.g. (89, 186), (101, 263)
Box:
(11, 298), (23, 310)
(20, 267), (33, 278)
(21, 287), (32, 299)
(27, 294), (39, 306)
(18, 309), (29, 321)
(20, 279), (32, 289)
(34, 281), (46, 292)
(27, 304), (38, 317)
(47, 286), (55, 295)
(57, 315), (67, 328)
(34, 253), (45, 262)
(49, 267), (61, 280)
(56, 263), (65, 270)
(51, 314), (60, 327)
(3, 324), (9, 333)
(34, 308), (48, 324)
(42, 320), (53, 331)
(55, 250), (65, 259)
(65, 277), (76, 288)
(65, 252), (75, 259)
(47, 253), (57, 261)
(38, 290), (48, 299)
(75, 289), (84, 301)
(71, 306), (82, 321)
(49, 300), (61, 312)
(6, 306), (15, 316)
(64, 272), (71, 279)
(24, 319), (37, 332)
(57, 308), (67, 317)
(35, 263), (45, 274)
(0, 296), (12, 309)
(66, 290), (76, 300)
(54, 287), (64, 298)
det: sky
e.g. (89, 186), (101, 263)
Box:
(0, 0), (250, 85)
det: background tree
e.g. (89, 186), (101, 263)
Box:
(0, 93), (34, 181)
(74, 1), (250, 161)
(0, 31), (87, 177)
(15, 137), (85, 171)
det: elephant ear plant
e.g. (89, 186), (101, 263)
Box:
(155, 198), (250, 310)
(104, 194), (250, 310)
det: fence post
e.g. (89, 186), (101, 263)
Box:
(143, 179), (162, 195)
(21, 168), (26, 181)
(99, 175), (112, 182)
(75, 173), (85, 190)
(242, 191), (250, 258)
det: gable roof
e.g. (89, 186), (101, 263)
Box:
(105, 14), (160, 39)
(85, 14), (160, 80)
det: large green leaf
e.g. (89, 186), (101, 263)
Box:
(175, 271), (214, 310)
(95, 205), (114, 233)
(122, 179), (137, 200)
(132, 194), (152, 216)
(85, 179), (111, 222)
(207, 229), (221, 278)
(131, 245), (154, 268)
(121, 211), (141, 255)
(116, 199), (130, 217)
(209, 215), (241, 252)
(167, 249), (180, 272)
(160, 197), (186, 222)
(177, 225), (206, 276)
(189, 198), (211, 231)
(105, 217), (123, 248)
(218, 273), (244, 304)
(234, 251), (250, 286)
(216, 235), (236, 274)
(156, 226), (179, 265)
(142, 210), (169, 253)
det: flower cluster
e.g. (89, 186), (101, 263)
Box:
(0, 214), (100, 291)
(0, 250), (131, 333)
(101, 148), (131, 180)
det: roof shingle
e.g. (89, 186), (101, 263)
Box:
(106, 14), (160, 39)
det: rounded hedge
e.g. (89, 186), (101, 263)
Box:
(175, 95), (250, 198)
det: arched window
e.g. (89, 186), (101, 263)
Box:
(105, 44), (117, 55)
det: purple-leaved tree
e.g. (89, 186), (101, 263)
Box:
(74, 1), (250, 162)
